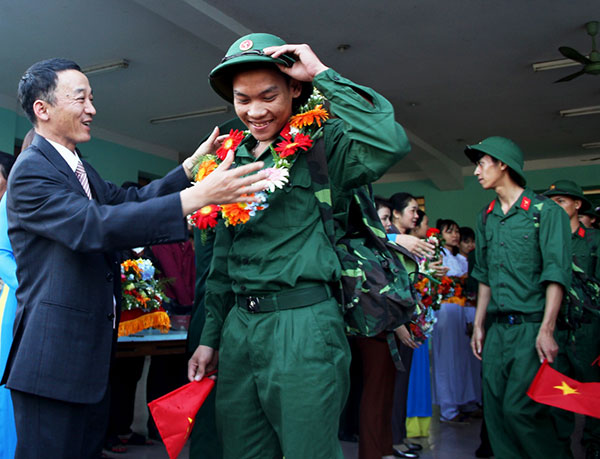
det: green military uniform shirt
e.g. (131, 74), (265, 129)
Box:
(472, 189), (572, 315)
(571, 224), (600, 278)
(200, 69), (411, 349)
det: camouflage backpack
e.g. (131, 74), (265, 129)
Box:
(482, 195), (600, 333)
(305, 139), (417, 370)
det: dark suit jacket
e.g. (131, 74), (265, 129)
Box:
(2, 134), (189, 404)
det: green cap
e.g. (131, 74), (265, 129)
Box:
(581, 207), (600, 219)
(543, 179), (591, 212)
(209, 33), (313, 106)
(464, 136), (527, 186)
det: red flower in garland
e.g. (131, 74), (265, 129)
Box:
(215, 129), (245, 161)
(426, 228), (440, 238)
(274, 132), (313, 158)
(189, 205), (220, 230)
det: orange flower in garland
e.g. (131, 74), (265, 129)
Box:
(289, 104), (329, 129)
(274, 132), (313, 158)
(195, 159), (218, 182)
(189, 205), (221, 230)
(221, 202), (252, 226)
(215, 129), (246, 161)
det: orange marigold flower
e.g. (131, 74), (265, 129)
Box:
(189, 205), (221, 230)
(221, 202), (252, 226)
(122, 259), (141, 276)
(195, 159), (218, 182)
(289, 105), (329, 129)
(216, 129), (245, 161)
(274, 132), (313, 158)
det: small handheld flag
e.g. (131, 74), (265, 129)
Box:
(527, 361), (600, 419)
(148, 375), (216, 458)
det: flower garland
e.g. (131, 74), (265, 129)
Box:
(409, 228), (470, 342)
(187, 89), (329, 238)
(119, 258), (171, 337)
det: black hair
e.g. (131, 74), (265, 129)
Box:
(436, 218), (460, 255)
(0, 152), (15, 180)
(470, 150), (522, 185)
(389, 192), (416, 214)
(374, 195), (391, 212)
(415, 209), (426, 227)
(18, 58), (81, 125)
(460, 226), (475, 242)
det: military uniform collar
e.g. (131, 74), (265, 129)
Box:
(490, 188), (532, 218)
(574, 223), (587, 239)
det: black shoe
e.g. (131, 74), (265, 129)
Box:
(393, 448), (419, 458)
(404, 441), (423, 452)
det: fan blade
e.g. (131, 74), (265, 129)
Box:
(554, 69), (586, 83)
(558, 46), (592, 65)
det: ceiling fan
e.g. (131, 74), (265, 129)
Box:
(555, 21), (600, 83)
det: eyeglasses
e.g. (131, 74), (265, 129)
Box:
(220, 50), (295, 67)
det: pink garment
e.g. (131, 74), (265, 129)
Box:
(152, 241), (196, 307)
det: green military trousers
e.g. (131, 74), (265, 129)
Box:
(215, 295), (351, 459)
(482, 321), (574, 459)
(557, 315), (600, 452)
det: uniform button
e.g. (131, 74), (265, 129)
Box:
(500, 263), (504, 268)
(524, 235), (529, 239)
(500, 282), (505, 287)
(332, 75), (340, 81)
(106, 272), (114, 282)
(107, 313), (115, 321)
(240, 286), (247, 292)
(500, 221), (505, 225)
(500, 303), (504, 307)
(500, 242), (505, 246)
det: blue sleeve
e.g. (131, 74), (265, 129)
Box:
(0, 196), (17, 289)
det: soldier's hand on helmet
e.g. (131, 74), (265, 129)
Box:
(395, 324), (419, 349)
(264, 44), (329, 81)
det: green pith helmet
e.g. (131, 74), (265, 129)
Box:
(581, 207), (600, 219)
(464, 136), (527, 186)
(209, 33), (313, 106)
(543, 179), (591, 213)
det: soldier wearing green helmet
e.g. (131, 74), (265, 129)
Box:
(544, 179), (600, 458)
(466, 137), (574, 458)
(188, 33), (411, 458)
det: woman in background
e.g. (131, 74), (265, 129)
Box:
(431, 219), (480, 424)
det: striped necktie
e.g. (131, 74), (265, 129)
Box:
(75, 161), (92, 199)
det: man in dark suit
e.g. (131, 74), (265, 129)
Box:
(3, 58), (266, 459)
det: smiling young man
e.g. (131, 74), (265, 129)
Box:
(188, 33), (411, 459)
(4, 58), (266, 459)
(543, 180), (600, 458)
(465, 137), (574, 458)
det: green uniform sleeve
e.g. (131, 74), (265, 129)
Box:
(538, 201), (572, 290)
(471, 209), (489, 286)
(199, 222), (235, 349)
(313, 69), (411, 190)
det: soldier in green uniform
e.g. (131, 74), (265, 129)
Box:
(187, 33), (410, 459)
(465, 137), (573, 459)
(544, 179), (600, 459)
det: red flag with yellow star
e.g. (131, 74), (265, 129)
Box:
(527, 361), (600, 419)
(148, 377), (215, 459)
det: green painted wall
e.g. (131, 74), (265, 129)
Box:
(0, 107), (17, 154)
(374, 164), (600, 229)
(1, 106), (177, 183)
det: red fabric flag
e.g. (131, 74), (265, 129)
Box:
(148, 377), (215, 458)
(527, 361), (600, 419)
